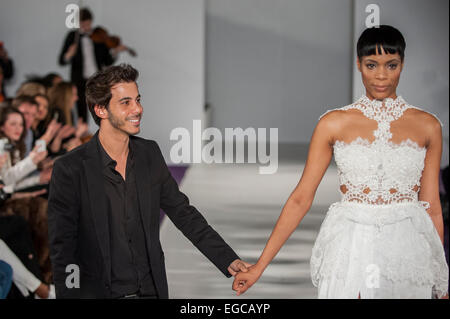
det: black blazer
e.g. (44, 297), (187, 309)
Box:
(58, 31), (114, 83)
(48, 132), (240, 298)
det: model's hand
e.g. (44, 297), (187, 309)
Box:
(227, 259), (252, 277)
(232, 265), (262, 296)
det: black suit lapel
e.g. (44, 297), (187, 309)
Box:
(131, 137), (153, 250)
(82, 133), (111, 283)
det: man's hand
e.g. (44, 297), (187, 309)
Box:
(227, 259), (252, 277)
(232, 265), (263, 296)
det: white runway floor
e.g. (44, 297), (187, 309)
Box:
(160, 158), (341, 299)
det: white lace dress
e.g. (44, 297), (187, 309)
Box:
(310, 95), (449, 299)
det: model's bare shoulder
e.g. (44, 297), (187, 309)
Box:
(409, 108), (442, 133)
(405, 108), (443, 147)
(317, 108), (350, 136)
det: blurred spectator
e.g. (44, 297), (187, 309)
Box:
(15, 82), (46, 98)
(0, 41), (14, 100)
(47, 81), (89, 153)
(58, 7), (122, 123)
(0, 106), (49, 192)
(12, 95), (38, 155)
(0, 259), (12, 299)
(0, 239), (54, 298)
(48, 81), (78, 126)
(25, 73), (63, 95)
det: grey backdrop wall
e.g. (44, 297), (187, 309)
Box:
(353, 0), (449, 167)
(1, 0), (447, 165)
(0, 0), (204, 164)
(206, 0), (353, 143)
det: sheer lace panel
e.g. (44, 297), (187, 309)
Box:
(324, 95), (431, 205)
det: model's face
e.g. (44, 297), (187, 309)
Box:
(357, 47), (403, 101)
(17, 102), (37, 129)
(1, 113), (24, 142)
(35, 96), (49, 121)
(100, 82), (142, 136)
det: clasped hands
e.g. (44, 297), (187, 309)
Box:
(228, 259), (263, 296)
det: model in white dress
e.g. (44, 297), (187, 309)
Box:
(310, 95), (449, 299)
(232, 25), (448, 299)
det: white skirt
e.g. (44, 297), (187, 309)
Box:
(310, 201), (449, 299)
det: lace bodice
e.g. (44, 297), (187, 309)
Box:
(320, 95), (442, 206)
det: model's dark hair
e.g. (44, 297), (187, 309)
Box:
(80, 7), (93, 22)
(85, 64), (139, 126)
(357, 25), (406, 61)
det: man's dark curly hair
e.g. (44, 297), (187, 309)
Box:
(85, 64), (139, 126)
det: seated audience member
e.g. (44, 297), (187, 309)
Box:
(0, 259), (12, 299)
(15, 82), (46, 98)
(48, 81), (89, 149)
(25, 73), (63, 95)
(0, 239), (54, 298)
(0, 106), (50, 191)
(12, 95), (60, 157)
(0, 145), (51, 284)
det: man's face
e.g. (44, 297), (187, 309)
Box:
(102, 82), (143, 136)
(18, 102), (38, 130)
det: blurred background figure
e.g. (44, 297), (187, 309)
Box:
(0, 41), (13, 103)
(58, 7), (126, 123)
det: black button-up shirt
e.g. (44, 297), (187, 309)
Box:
(97, 138), (157, 298)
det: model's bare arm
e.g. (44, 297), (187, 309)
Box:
(418, 115), (444, 244)
(233, 112), (340, 295)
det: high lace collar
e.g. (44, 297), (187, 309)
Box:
(358, 94), (406, 109)
(353, 95), (409, 122)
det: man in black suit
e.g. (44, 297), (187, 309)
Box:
(48, 64), (249, 299)
(58, 8), (124, 123)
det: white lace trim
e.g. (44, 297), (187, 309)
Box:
(310, 201), (449, 298)
(321, 95), (436, 205)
